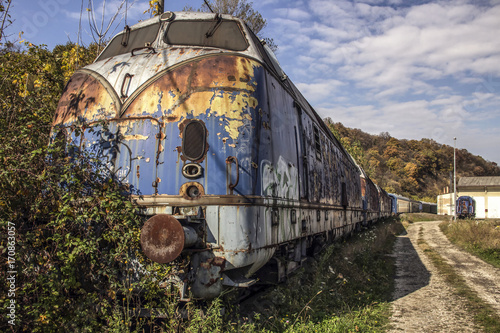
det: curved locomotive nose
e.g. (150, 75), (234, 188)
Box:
(140, 214), (198, 263)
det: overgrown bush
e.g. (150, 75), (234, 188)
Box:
(0, 42), (172, 332)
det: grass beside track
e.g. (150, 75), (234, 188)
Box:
(139, 217), (405, 332)
(440, 219), (500, 268)
(400, 212), (450, 223)
(246, 217), (404, 332)
(417, 226), (500, 333)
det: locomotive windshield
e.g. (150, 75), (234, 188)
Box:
(164, 20), (248, 51)
(96, 23), (160, 61)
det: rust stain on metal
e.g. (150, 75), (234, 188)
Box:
(123, 134), (148, 141)
(208, 257), (226, 268)
(121, 55), (259, 140)
(53, 72), (118, 126)
(156, 131), (166, 140)
(179, 182), (205, 201)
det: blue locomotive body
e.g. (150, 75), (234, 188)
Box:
(53, 12), (393, 299)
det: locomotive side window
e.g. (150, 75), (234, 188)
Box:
(165, 20), (248, 51)
(96, 23), (160, 61)
(182, 120), (207, 161)
(313, 125), (321, 160)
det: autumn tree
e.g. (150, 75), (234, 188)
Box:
(325, 119), (500, 200)
(0, 43), (164, 331)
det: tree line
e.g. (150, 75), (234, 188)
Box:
(326, 119), (500, 202)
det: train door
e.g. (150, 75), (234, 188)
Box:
(299, 112), (322, 203)
(294, 103), (308, 201)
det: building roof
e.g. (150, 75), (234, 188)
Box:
(458, 176), (500, 187)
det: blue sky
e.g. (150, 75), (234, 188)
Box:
(6, 0), (500, 165)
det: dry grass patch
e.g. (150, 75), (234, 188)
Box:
(440, 219), (500, 268)
(417, 226), (500, 333)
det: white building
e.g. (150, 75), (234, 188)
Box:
(437, 177), (500, 218)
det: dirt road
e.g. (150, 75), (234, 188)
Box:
(388, 220), (500, 332)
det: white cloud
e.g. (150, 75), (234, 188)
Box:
(296, 79), (346, 102)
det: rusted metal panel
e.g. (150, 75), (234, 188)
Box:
(53, 71), (120, 126)
(120, 54), (266, 197)
(74, 119), (160, 195)
(217, 205), (275, 275)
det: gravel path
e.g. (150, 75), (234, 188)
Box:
(388, 220), (500, 332)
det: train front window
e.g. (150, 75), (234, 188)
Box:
(165, 20), (248, 51)
(96, 23), (160, 61)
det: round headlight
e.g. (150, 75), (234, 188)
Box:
(180, 182), (204, 200)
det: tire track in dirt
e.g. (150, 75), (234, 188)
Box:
(423, 221), (500, 313)
(388, 221), (484, 332)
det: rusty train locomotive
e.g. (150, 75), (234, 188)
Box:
(52, 12), (429, 300)
(456, 196), (475, 219)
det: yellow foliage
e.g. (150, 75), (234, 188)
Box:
(60, 44), (98, 81)
(144, 0), (161, 16)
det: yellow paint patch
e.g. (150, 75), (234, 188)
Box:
(118, 55), (262, 140)
(123, 134), (149, 141)
(224, 120), (245, 140)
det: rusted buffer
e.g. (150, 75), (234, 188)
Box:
(52, 11), (389, 300)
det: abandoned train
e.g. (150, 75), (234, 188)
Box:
(456, 196), (475, 219)
(52, 12), (427, 300)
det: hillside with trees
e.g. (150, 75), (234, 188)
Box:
(325, 119), (500, 202)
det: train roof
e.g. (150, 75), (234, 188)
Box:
(458, 176), (500, 187)
(388, 193), (411, 201)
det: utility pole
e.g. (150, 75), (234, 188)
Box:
(158, 0), (164, 15)
(453, 137), (457, 221)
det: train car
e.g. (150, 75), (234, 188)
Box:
(389, 194), (410, 213)
(430, 203), (437, 214)
(357, 166), (380, 225)
(388, 193), (397, 214)
(421, 201), (437, 214)
(51, 11), (366, 300)
(456, 196), (475, 219)
(376, 185), (392, 219)
(410, 199), (420, 213)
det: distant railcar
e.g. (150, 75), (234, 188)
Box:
(388, 194), (427, 214)
(376, 185), (392, 218)
(389, 194), (411, 213)
(358, 166), (380, 226)
(410, 199), (420, 213)
(421, 201), (437, 214)
(456, 196), (475, 219)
